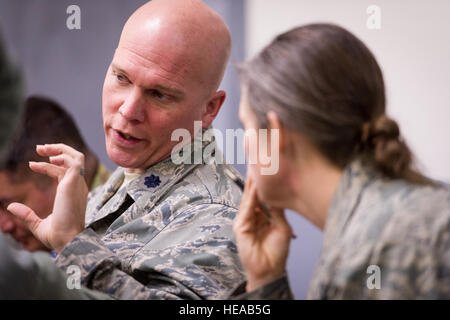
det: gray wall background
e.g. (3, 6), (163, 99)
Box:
(0, 0), (322, 299)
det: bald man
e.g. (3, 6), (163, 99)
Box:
(4, 0), (244, 299)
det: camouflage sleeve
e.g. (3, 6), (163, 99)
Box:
(55, 203), (244, 300)
(0, 233), (112, 299)
(228, 274), (295, 300)
(364, 215), (450, 299)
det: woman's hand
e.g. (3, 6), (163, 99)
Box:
(7, 144), (88, 253)
(233, 176), (294, 292)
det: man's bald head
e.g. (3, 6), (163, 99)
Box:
(102, 0), (232, 171)
(118, 0), (231, 96)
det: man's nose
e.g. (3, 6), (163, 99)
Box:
(118, 88), (146, 123)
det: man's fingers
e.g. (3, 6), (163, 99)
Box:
(29, 161), (66, 180)
(36, 144), (85, 167)
(49, 154), (80, 169)
(7, 203), (42, 235)
(37, 143), (77, 157)
(49, 154), (66, 167)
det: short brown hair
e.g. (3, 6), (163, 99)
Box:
(0, 96), (92, 186)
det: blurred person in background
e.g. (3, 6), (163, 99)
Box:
(232, 23), (450, 299)
(0, 96), (110, 252)
(0, 30), (22, 160)
(0, 28), (82, 299)
(0, 28), (110, 299)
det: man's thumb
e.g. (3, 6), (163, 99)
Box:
(7, 203), (41, 234)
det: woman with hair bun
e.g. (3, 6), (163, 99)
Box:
(232, 23), (450, 299)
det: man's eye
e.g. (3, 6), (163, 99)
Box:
(150, 90), (167, 100)
(116, 74), (127, 82)
(0, 201), (10, 211)
(112, 71), (128, 84)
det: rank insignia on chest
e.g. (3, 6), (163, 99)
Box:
(144, 174), (162, 188)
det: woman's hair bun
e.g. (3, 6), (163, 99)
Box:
(372, 115), (400, 141)
(368, 115), (412, 179)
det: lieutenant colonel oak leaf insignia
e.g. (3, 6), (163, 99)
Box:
(144, 174), (161, 188)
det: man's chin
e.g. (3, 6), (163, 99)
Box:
(110, 157), (139, 169)
(106, 145), (170, 171)
(108, 150), (145, 170)
(107, 145), (136, 166)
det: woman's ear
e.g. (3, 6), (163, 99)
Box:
(266, 111), (284, 155)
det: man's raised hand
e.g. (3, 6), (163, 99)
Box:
(7, 144), (88, 252)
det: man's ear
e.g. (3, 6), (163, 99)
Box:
(201, 90), (226, 128)
(266, 111), (284, 155)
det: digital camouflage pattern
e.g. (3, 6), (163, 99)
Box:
(233, 158), (450, 299)
(229, 273), (294, 300)
(55, 128), (245, 299)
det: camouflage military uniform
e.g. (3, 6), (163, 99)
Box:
(232, 158), (450, 299)
(54, 129), (245, 299)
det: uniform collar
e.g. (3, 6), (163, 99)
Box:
(322, 157), (379, 249)
(87, 127), (217, 225)
(126, 126), (216, 209)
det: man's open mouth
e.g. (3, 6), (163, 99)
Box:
(119, 131), (135, 140)
(115, 129), (141, 142)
